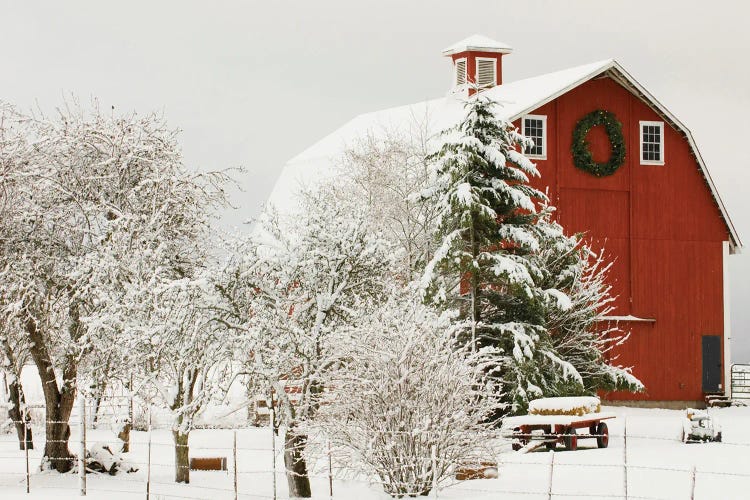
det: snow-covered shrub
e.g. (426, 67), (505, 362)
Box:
(318, 296), (503, 498)
(86, 442), (138, 475)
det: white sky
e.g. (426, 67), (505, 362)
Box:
(2, 0), (750, 362)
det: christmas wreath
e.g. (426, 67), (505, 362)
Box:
(571, 110), (626, 177)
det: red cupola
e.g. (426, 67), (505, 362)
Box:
(442, 34), (513, 91)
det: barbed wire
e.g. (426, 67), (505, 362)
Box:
(0, 416), (749, 499)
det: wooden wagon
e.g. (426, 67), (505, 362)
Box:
(502, 412), (615, 452)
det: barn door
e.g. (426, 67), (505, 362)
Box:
(702, 335), (722, 393)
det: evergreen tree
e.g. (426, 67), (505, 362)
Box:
(534, 211), (643, 395)
(420, 94), (579, 413)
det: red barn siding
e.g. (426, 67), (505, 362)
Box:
(514, 76), (729, 403)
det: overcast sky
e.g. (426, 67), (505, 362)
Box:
(2, 0), (750, 361)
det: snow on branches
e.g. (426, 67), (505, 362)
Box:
(221, 188), (398, 497)
(317, 295), (504, 497)
(0, 99), (232, 472)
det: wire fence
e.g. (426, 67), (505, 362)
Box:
(1, 404), (749, 500)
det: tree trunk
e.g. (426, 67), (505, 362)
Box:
(284, 427), (311, 498)
(173, 430), (190, 483)
(7, 378), (33, 450)
(24, 311), (76, 472)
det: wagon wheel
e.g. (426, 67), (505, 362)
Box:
(544, 425), (556, 450)
(511, 427), (526, 451)
(589, 424), (597, 436)
(596, 422), (609, 449)
(563, 427), (578, 451)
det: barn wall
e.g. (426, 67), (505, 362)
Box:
(514, 77), (729, 402)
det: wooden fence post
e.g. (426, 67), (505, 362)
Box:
(328, 438), (333, 499)
(623, 417), (628, 500)
(270, 405), (276, 500)
(690, 466), (697, 500)
(548, 450), (555, 500)
(24, 415), (30, 494)
(146, 408), (152, 500)
(78, 395), (86, 496)
(233, 430), (239, 500)
(431, 444), (438, 499)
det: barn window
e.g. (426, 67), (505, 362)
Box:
(640, 121), (664, 165)
(523, 115), (547, 159)
(476, 58), (496, 87)
(455, 58), (467, 86)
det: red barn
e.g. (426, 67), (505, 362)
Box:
(268, 35), (741, 407)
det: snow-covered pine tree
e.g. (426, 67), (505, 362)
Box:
(534, 211), (643, 395)
(420, 93), (579, 414)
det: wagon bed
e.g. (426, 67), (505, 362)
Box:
(502, 412), (615, 452)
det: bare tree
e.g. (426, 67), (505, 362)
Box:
(222, 189), (396, 497)
(333, 117), (439, 280)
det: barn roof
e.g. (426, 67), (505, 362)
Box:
(267, 59), (741, 251)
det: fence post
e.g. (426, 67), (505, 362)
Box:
(128, 373), (134, 453)
(146, 408), (152, 500)
(270, 406), (276, 500)
(24, 414), (30, 494)
(233, 430), (238, 500)
(623, 417), (628, 500)
(78, 394), (87, 496)
(327, 438), (333, 499)
(690, 466), (696, 500)
(548, 450), (555, 500)
(431, 444), (438, 499)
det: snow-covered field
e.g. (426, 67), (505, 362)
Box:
(1, 405), (749, 499)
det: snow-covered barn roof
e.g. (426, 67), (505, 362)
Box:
(266, 59), (741, 252)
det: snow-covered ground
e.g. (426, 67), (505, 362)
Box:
(1, 405), (749, 499)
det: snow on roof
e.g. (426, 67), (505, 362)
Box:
(266, 59), (612, 214)
(264, 58), (741, 250)
(442, 34), (513, 56)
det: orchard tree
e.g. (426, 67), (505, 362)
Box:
(117, 262), (234, 483)
(420, 94), (579, 413)
(0, 310), (33, 450)
(222, 189), (396, 498)
(0, 100), (230, 471)
(334, 120), (439, 280)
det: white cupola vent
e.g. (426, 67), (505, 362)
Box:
(455, 59), (467, 86)
(476, 59), (496, 87)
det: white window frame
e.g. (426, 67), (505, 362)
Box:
(475, 57), (497, 87)
(522, 114), (547, 160)
(454, 57), (467, 86)
(639, 120), (665, 165)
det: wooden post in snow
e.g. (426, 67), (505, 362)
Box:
(431, 444), (438, 499)
(690, 466), (697, 500)
(233, 431), (238, 500)
(623, 417), (628, 500)
(146, 408), (152, 500)
(78, 394), (86, 496)
(327, 438), (333, 499)
(547, 450), (555, 500)
(24, 416), (30, 493)
(270, 403), (276, 500)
